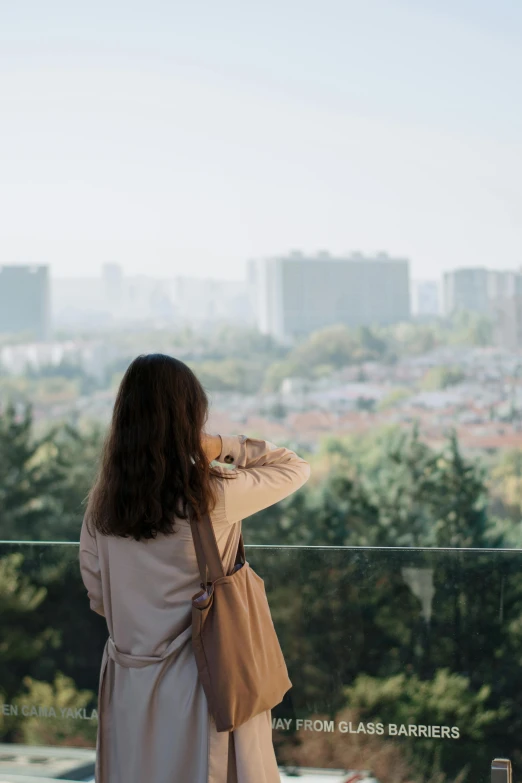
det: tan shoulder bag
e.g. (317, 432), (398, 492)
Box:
(190, 514), (292, 732)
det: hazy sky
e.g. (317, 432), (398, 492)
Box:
(1, 0), (522, 280)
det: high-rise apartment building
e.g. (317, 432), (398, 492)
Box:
(444, 267), (522, 348)
(443, 268), (490, 316)
(487, 270), (522, 301)
(0, 265), (50, 340)
(488, 270), (522, 350)
(248, 252), (410, 341)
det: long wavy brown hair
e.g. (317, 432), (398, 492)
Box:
(87, 353), (232, 540)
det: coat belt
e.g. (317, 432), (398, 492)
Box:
(106, 625), (193, 668)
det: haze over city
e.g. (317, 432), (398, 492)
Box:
(2, 0), (522, 280)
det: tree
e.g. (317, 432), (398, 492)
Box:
(188, 358), (262, 394)
(343, 669), (508, 780)
(0, 553), (51, 715)
(12, 673), (97, 747)
(248, 428), (496, 549)
(422, 366), (466, 391)
(0, 404), (61, 541)
(357, 428), (493, 548)
(0, 404), (102, 541)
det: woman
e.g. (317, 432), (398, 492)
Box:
(80, 353), (311, 783)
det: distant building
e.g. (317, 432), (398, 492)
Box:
(443, 268), (490, 316)
(488, 270), (522, 350)
(172, 277), (252, 325)
(0, 265), (50, 340)
(443, 267), (522, 348)
(51, 276), (110, 328)
(411, 280), (440, 317)
(52, 269), (177, 328)
(491, 296), (522, 350)
(487, 269), (522, 301)
(249, 252), (410, 341)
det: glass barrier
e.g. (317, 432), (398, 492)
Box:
(0, 541), (520, 783)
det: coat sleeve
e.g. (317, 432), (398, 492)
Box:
(79, 516), (105, 617)
(213, 435), (311, 525)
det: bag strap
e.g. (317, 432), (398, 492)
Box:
(189, 511), (245, 586)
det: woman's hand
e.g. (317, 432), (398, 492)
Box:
(201, 433), (222, 463)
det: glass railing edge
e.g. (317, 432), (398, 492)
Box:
(1, 540), (522, 553)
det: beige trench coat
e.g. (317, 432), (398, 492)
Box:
(80, 435), (310, 783)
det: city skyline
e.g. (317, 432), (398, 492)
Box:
(2, 1), (522, 280)
(3, 256), (522, 284)
(6, 257), (522, 341)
